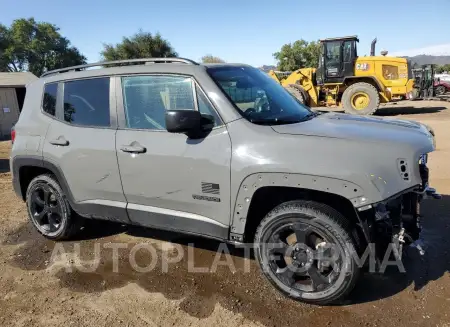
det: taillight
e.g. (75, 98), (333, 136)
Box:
(11, 127), (16, 144)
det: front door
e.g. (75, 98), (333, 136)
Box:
(115, 74), (232, 239)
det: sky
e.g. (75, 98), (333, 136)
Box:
(2, 0), (450, 66)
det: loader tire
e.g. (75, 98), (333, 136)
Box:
(342, 82), (380, 115)
(285, 84), (309, 106)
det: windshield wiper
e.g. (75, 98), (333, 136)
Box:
(302, 111), (318, 120)
(249, 118), (302, 125)
(249, 111), (318, 125)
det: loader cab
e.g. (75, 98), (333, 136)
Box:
(316, 36), (358, 85)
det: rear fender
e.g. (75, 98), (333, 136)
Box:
(12, 155), (130, 223)
(343, 76), (384, 91)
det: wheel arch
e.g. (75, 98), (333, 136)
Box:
(231, 173), (368, 244)
(12, 155), (130, 223)
(12, 156), (75, 203)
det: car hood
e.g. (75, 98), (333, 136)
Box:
(271, 112), (433, 147)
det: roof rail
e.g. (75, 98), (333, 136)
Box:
(41, 57), (199, 77)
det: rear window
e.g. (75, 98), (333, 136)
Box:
(63, 78), (110, 127)
(42, 83), (58, 116)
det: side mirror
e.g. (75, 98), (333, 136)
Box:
(165, 110), (214, 138)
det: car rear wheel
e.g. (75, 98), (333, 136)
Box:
(26, 174), (82, 240)
(254, 200), (360, 304)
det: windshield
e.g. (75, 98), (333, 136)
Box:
(207, 66), (313, 125)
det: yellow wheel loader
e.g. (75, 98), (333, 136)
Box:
(269, 36), (415, 115)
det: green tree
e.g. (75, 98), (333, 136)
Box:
(201, 55), (225, 63)
(436, 64), (450, 74)
(0, 24), (11, 71)
(101, 31), (177, 61)
(0, 18), (86, 76)
(273, 39), (321, 71)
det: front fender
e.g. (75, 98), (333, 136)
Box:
(230, 172), (365, 236)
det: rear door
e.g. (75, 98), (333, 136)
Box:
(115, 74), (232, 239)
(42, 77), (129, 223)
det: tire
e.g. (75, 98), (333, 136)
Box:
(284, 84), (309, 106)
(410, 88), (420, 100)
(26, 174), (82, 240)
(341, 82), (380, 115)
(435, 85), (446, 96)
(254, 200), (360, 305)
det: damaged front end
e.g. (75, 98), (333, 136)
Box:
(357, 154), (441, 260)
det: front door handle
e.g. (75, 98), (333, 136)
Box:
(49, 136), (69, 146)
(120, 142), (146, 154)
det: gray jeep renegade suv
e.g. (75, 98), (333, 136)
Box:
(10, 58), (439, 304)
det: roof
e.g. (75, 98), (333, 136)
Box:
(202, 63), (251, 68)
(320, 35), (359, 42)
(40, 61), (252, 83)
(41, 63), (207, 83)
(0, 72), (38, 87)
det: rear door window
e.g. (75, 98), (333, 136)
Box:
(63, 78), (110, 127)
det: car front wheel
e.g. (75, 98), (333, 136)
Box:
(254, 200), (360, 304)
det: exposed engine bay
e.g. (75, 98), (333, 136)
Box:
(358, 154), (441, 261)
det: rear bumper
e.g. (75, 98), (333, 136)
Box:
(12, 175), (22, 199)
(11, 158), (23, 199)
(389, 79), (415, 97)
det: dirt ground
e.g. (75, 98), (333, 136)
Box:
(1, 100), (450, 327)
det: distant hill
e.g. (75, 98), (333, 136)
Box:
(259, 55), (450, 72)
(403, 55), (450, 66)
(259, 65), (276, 72)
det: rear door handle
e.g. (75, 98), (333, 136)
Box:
(49, 137), (69, 146)
(120, 142), (146, 154)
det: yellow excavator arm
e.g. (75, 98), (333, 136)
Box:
(271, 68), (319, 106)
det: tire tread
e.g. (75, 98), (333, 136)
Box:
(254, 200), (360, 304)
(342, 82), (380, 115)
(26, 173), (82, 240)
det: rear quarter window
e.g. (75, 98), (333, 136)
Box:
(42, 83), (58, 116)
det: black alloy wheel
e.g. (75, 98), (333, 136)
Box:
(254, 200), (360, 304)
(29, 184), (63, 236)
(26, 174), (81, 240)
